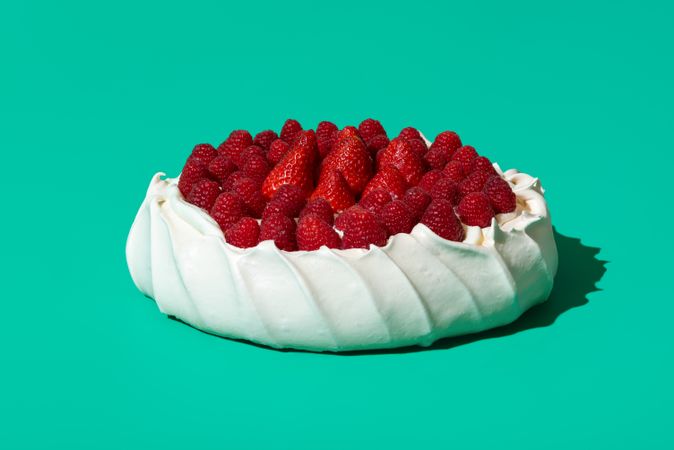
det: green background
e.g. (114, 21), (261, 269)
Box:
(2, 1), (673, 449)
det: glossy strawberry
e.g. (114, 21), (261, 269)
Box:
(320, 136), (372, 194)
(310, 170), (355, 213)
(361, 165), (407, 199)
(262, 130), (318, 199)
(377, 138), (425, 186)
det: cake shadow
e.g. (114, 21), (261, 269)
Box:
(167, 229), (606, 355)
(335, 228), (607, 356)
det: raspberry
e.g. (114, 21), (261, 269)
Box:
(296, 214), (341, 250)
(433, 131), (462, 151)
(458, 170), (492, 197)
(423, 146), (451, 170)
(317, 121), (338, 158)
(267, 139), (290, 166)
(417, 169), (444, 192)
(238, 145), (267, 167)
(398, 127), (421, 141)
(253, 130), (278, 150)
(484, 176), (516, 213)
(457, 192), (495, 227)
(178, 159), (209, 197)
(366, 134), (390, 156)
(218, 130), (253, 161)
(335, 126), (361, 143)
(263, 184), (307, 219)
(300, 198), (334, 225)
(358, 118), (386, 142)
(242, 154), (270, 183)
(336, 206), (388, 249)
(187, 179), (221, 210)
(380, 200), (415, 235)
(224, 217), (260, 249)
(470, 156), (497, 175)
(310, 170), (355, 213)
(421, 199), (465, 242)
(361, 165), (407, 199)
(402, 187), (431, 220)
(260, 212), (297, 251)
(442, 160), (466, 183)
(188, 143), (218, 165)
(359, 188), (393, 215)
(210, 192), (246, 232)
(208, 155), (237, 182)
(429, 177), (459, 204)
(222, 171), (247, 192)
(232, 176), (266, 218)
(452, 145), (478, 163)
(407, 139), (428, 158)
(280, 119), (302, 144)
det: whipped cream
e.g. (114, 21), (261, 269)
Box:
(126, 163), (557, 352)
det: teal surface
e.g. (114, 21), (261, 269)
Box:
(2, 1), (673, 449)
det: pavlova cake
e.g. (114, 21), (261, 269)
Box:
(126, 119), (558, 352)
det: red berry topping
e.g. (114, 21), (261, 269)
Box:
(358, 118), (386, 142)
(280, 119), (303, 144)
(262, 130), (317, 199)
(300, 198), (334, 225)
(433, 131), (462, 151)
(366, 134), (390, 156)
(442, 160), (466, 183)
(239, 145), (267, 166)
(210, 192), (246, 232)
(187, 179), (221, 210)
(316, 121), (338, 158)
(377, 138), (425, 186)
(417, 169), (444, 192)
(259, 212), (297, 251)
(458, 170), (492, 197)
(296, 214), (341, 251)
(470, 156), (497, 175)
(452, 145), (478, 163)
(320, 136), (373, 194)
(423, 146), (451, 170)
(267, 139), (290, 166)
(336, 206), (388, 249)
(361, 165), (407, 200)
(402, 187), (431, 220)
(253, 130), (278, 150)
(421, 199), (465, 242)
(398, 127), (422, 141)
(224, 217), (260, 249)
(334, 126), (361, 144)
(263, 184), (307, 219)
(188, 143), (218, 165)
(380, 200), (415, 235)
(429, 177), (459, 204)
(310, 170), (355, 213)
(359, 188), (393, 215)
(407, 138), (428, 158)
(232, 176), (266, 218)
(178, 160), (209, 197)
(208, 155), (237, 182)
(218, 130), (253, 161)
(484, 176), (516, 213)
(457, 192), (495, 227)
(242, 154), (271, 183)
(222, 171), (247, 192)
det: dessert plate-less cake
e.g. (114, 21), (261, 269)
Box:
(126, 119), (557, 352)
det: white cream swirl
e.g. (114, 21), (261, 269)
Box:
(126, 166), (557, 352)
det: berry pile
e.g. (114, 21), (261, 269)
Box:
(179, 119), (517, 251)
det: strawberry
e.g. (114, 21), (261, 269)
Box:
(457, 192), (495, 227)
(224, 217), (260, 248)
(210, 192), (246, 232)
(361, 165), (407, 199)
(334, 126), (361, 144)
(377, 138), (425, 186)
(484, 176), (516, 213)
(336, 206), (388, 249)
(421, 199), (465, 242)
(187, 179), (221, 210)
(253, 130), (278, 150)
(280, 119), (302, 144)
(260, 212), (297, 251)
(300, 198), (335, 225)
(319, 136), (372, 194)
(310, 170), (355, 213)
(359, 188), (393, 215)
(358, 118), (386, 142)
(262, 130), (318, 199)
(380, 200), (415, 235)
(296, 214), (341, 250)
